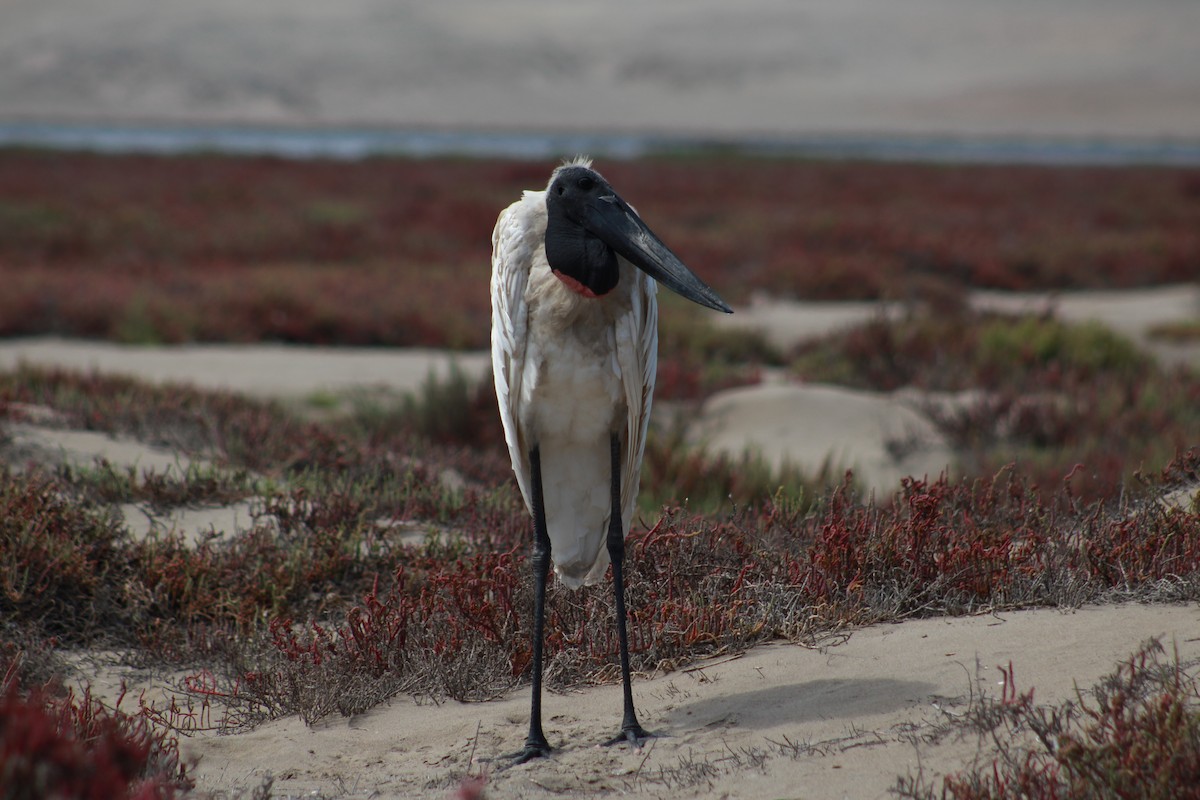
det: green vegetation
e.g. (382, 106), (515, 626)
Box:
(792, 313), (1199, 500)
(1150, 318), (1200, 343)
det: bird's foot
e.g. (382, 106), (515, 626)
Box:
(504, 735), (552, 765)
(603, 723), (653, 749)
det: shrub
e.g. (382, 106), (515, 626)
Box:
(0, 683), (191, 800)
(897, 639), (1200, 799)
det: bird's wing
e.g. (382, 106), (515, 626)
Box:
(615, 269), (659, 533)
(490, 193), (542, 512)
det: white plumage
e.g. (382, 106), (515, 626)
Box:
(489, 158), (729, 762)
(491, 161), (657, 587)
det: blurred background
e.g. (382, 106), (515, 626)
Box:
(1, 0), (1199, 503)
(2, 0), (1199, 157)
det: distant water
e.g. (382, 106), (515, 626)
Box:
(2, 121), (1200, 165)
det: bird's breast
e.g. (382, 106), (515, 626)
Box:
(521, 271), (631, 446)
(523, 329), (625, 445)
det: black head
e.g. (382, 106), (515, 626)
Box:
(544, 164), (620, 297)
(542, 161), (732, 313)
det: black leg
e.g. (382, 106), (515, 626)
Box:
(603, 433), (652, 748)
(510, 446), (553, 764)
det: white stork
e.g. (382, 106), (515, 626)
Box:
(491, 157), (731, 762)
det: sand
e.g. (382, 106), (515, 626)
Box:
(149, 605), (1200, 799)
(0, 338), (491, 401)
(687, 382), (953, 497)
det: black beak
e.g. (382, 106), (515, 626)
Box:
(581, 195), (732, 314)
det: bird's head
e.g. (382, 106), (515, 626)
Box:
(544, 160), (732, 313)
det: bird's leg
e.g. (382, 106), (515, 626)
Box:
(603, 432), (653, 748)
(510, 446), (553, 764)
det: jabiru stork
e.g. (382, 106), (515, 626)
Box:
(490, 158), (731, 763)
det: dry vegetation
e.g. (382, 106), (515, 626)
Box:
(896, 639), (1200, 799)
(1, 150), (1199, 798)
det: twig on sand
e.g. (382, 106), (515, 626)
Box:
(633, 737), (656, 777)
(683, 653), (744, 674)
(467, 719), (481, 776)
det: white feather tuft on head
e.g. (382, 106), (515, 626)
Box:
(548, 156), (596, 187)
(560, 155), (593, 169)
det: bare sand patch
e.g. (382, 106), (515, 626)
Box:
(1, 413), (260, 546)
(176, 603), (1200, 799)
(3, 420), (193, 475)
(688, 382), (953, 497)
(0, 338), (491, 401)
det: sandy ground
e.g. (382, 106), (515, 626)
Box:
(81, 605), (1192, 800)
(0, 338), (491, 401)
(2, 0), (1200, 140)
(2, 296), (1198, 798)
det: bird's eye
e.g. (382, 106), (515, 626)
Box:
(577, 177), (595, 191)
